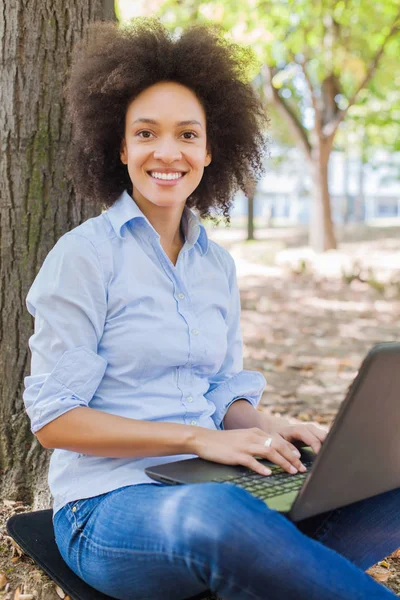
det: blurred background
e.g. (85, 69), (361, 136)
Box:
(117, 0), (400, 253)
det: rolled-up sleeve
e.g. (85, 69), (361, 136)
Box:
(204, 250), (267, 429)
(23, 233), (108, 434)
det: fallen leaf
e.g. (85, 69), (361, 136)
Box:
(367, 565), (391, 583)
(12, 506), (28, 514)
(5, 536), (24, 558)
(337, 359), (354, 372)
(289, 363), (314, 371)
(379, 560), (390, 569)
(297, 412), (311, 421)
(0, 573), (7, 589)
(55, 585), (66, 598)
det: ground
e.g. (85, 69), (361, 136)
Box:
(1, 222), (399, 598)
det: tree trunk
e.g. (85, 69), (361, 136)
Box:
(309, 143), (337, 252)
(342, 133), (351, 224)
(0, 0), (114, 510)
(355, 130), (367, 222)
(247, 196), (255, 241)
(245, 178), (257, 241)
(265, 198), (273, 228)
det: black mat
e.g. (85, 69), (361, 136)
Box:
(6, 510), (215, 600)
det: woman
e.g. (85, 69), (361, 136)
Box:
(23, 18), (399, 600)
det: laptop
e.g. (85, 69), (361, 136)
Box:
(146, 343), (400, 522)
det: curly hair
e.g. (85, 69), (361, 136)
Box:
(66, 18), (269, 222)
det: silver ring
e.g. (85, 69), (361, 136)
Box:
(264, 437), (272, 448)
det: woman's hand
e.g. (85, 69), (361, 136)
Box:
(192, 427), (309, 477)
(273, 423), (329, 455)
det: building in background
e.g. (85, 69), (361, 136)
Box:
(231, 147), (400, 225)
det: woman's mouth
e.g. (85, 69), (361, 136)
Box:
(147, 171), (187, 187)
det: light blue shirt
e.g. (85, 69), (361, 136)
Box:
(23, 190), (266, 517)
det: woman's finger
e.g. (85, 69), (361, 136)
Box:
(240, 454), (272, 477)
(307, 423), (328, 443)
(273, 436), (309, 471)
(252, 439), (307, 474)
(253, 428), (303, 457)
(286, 426), (322, 454)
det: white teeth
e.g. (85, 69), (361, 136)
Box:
(150, 172), (183, 180)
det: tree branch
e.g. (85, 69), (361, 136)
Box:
(322, 8), (400, 138)
(292, 53), (323, 139)
(261, 64), (312, 158)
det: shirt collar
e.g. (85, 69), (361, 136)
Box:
(106, 190), (209, 255)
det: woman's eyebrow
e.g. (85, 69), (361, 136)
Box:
(132, 118), (203, 128)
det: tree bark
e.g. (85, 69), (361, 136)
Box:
(0, 0), (114, 509)
(342, 130), (351, 224)
(247, 196), (255, 241)
(309, 142), (337, 252)
(245, 177), (257, 241)
(355, 130), (367, 222)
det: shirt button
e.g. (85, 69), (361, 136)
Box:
(187, 396), (193, 402)
(191, 328), (199, 336)
(72, 506), (77, 512)
(190, 420), (197, 426)
(178, 293), (185, 299)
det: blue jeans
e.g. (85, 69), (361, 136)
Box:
(53, 482), (400, 599)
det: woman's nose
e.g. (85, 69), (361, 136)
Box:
(153, 139), (182, 162)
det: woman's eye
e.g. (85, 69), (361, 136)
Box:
(182, 131), (197, 140)
(136, 130), (197, 140)
(137, 130), (153, 138)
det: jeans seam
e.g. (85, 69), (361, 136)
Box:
(313, 507), (344, 544)
(69, 485), (135, 532)
(218, 580), (261, 600)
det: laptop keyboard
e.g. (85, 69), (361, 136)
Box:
(211, 459), (314, 501)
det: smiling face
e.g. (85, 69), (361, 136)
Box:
(120, 81), (212, 213)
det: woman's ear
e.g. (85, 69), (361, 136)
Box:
(120, 139), (127, 165)
(205, 149), (212, 167)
